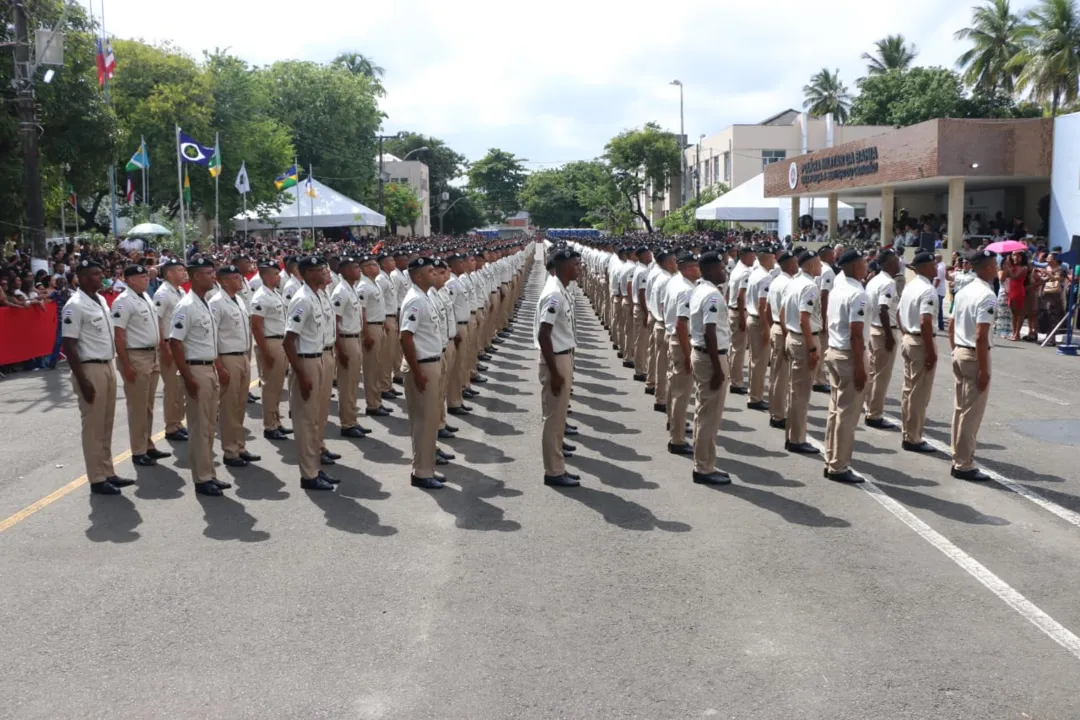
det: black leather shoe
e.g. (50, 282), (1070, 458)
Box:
(248, 392), (258, 404)
(479, 353), (492, 361)
(564, 471), (581, 481)
(492, 337), (504, 345)
(544, 474), (580, 487)
(264, 428), (289, 441)
(460, 404), (474, 412)
(90, 480), (121, 495)
(301, 476), (335, 491)
(391, 388), (403, 397)
(654, 403), (668, 413)
(436, 456), (449, 466)
(564, 427), (579, 436)
(411, 475), (444, 490)
(645, 386), (656, 395)
(562, 442), (577, 452)
(438, 428), (456, 440)
(444, 424), (459, 433)
(612, 343), (619, 350)
(239, 451), (261, 463)
(729, 385), (748, 395)
(865, 417), (896, 430)
(379, 405), (394, 414)
(366, 407), (391, 417)
(747, 400), (768, 411)
(210, 478), (233, 489)
(951, 466), (991, 482)
(485, 346), (496, 354)
(693, 471), (731, 485)
(769, 418), (787, 429)
(105, 476), (135, 488)
(903, 440), (937, 454)
(433, 472), (446, 482)
(317, 471), (340, 485)
(565, 423), (578, 432)
(472, 375), (489, 384)
(195, 481), (223, 496)
(813, 384), (831, 393)
(277, 426), (294, 435)
(561, 450), (573, 459)
(785, 441), (820, 455)
(132, 454), (157, 467)
(381, 390), (397, 400)
(437, 448), (456, 461)
(448, 406), (471, 416)
(164, 431), (189, 442)
(393, 376), (404, 385)
(668, 442), (694, 456)
(462, 389), (478, 399)
(341, 426), (367, 439)
(146, 448), (172, 460)
(622, 361), (635, 368)
(224, 456), (249, 468)
(827, 470), (864, 484)
(476, 363), (489, 371)
(633, 373), (647, 382)
(320, 453), (338, 466)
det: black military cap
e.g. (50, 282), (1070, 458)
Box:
(377, 252), (392, 262)
(797, 250), (818, 265)
(635, 245), (650, 255)
(338, 256), (360, 267)
(123, 264), (148, 278)
(911, 251), (936, 266)
(408, 256), (433, 270)
(675, 250), (698, 264)
(837, 249), (864, 266)
(698, 250), (723, 266)
(393, 249), (409, 258)
(217, 263), (241, 276)
(756, 244), (776, 255)
(285, 255), (299, 266)
(359, 253), (379, 264)
(654, 247), (674, 262)
(777, 250), (796, 264)
(967, 248), (996, 265)
(187, 257), (214, 270)
(431, 258), (447, 269)
(257, 260), (280, 271)
(160, 258), (184, 270)
(877, 249), (897, 263)
(297, 256), (327, 271)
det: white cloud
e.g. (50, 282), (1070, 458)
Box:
(88, 0), (1036, 168)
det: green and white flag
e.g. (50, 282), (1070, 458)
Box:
(125, 138), (149, 172)
(208, 137), (222, 179)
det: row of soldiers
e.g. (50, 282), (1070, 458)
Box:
(60, 243), (530, 496)
(567, 240), (997, 484)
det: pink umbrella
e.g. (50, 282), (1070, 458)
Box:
(985, 239), (1028, 254)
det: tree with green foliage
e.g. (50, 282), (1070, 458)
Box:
(1010, 0), (1080, 116)
(520, 168), (589, 228)
(955, 0), (1024, 96)
(603, 122), (681, 233)
(383, 132), (467, 199)
(849, 67), (965, 126)
(468, 148), (527, 223)
(655, 184), (729, 235)
(803, 68), (853, 123)
(331, 52), (385, 95)
(383, 182), (420, 235)
(861, 34), (919, 76)
(437, 186), (486, 235)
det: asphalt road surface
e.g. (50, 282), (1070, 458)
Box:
(3, 247), (1080, 719)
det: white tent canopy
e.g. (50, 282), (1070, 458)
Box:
(234, 178), (385, 229)
(694, 172), (855, 224)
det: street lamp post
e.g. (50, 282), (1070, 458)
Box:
(670, 80), (685, 208)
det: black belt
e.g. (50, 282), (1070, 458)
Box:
(692, 346), (728, 354)
(323, 346), (334, 351)
(956, 344), (976, 350)
(419, 356), (441, 364)
(221, 351), (247, 356)
(187, 359), (215, 365)
(340, 333), (360, 338)
(81, 359), (111, 364)
(368, 321), (384, 326)
(554, 349), (573, 355)
(130, 346), (157, 352)
(265, 335), (284, 340)
(457, 321), (469, 325)
(298, 353), (322, 359)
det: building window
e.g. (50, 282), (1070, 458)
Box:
(761, 150), (786, 169)
(723, 152), (731, 182)
(713, 156), (720, 185)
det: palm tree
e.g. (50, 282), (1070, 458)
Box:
(1010, 0), (1080, 116)
(861, 34), (918, 75)
(802, 68), (852, 123)
(955, 0), (1023, 96)
(332, 52), (385, 80)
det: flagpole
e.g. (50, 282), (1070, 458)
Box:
(294, 156), (301, 238)
(309, 164), (315, 240)
(141, 135), (148, 215)
(214, 131), (220, 245)
(74, 190), (79, 237)
(176, 125), (187, 255)
(243, 191), (248, 237)
(101, 0), (118, 241)
(60, 176), (66, 240)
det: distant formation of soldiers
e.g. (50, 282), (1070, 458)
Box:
(61, 243), (531, 496)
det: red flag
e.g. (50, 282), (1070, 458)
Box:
(95, 38), (107, 87)
(125, 175), (134, 203)
(372, 240), (384, 254)
(103, 42), (116, 81)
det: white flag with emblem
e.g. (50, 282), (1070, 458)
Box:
(235, 161), (250, 194)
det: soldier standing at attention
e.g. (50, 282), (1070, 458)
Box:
(357, 254), (387, 423)
(745, 245), (777, 411)
(283, 256), (337, 491)
(863, 249), (901, 430)
(446, 253), (473, 414)
(631, 246), (652, 382)
(281, 256), (303, 302)
(430, 259), (458, 452)
(400, 257), (447, 489)
(948, 249), (998, 482)
(781, 250), (823, 455)
(897, 251), (939, 454)
(375, 252), (397, 394)
(688, 251), (732, 485)
(609, 246), (628, 357)
(535, 247), (581, 487)
(331, 256), (369, 439)
(644, 248), (672, 399)
(767, 250), (797, 429)
(317, 263), (343, 466)
(154, 258), (189, 442)
(665, 251), (700, 456)
(209, 264), (260, 468)
(250, 261), (290, 441)
(389, 250), (412, 389)
(823, 249), (870, 483)
(62, 259), (131, 495)
(169, 258), (229, 496)
(113, 264), (170, 467)
(725, 246), (755, 395)
(813, 245), (837, 393)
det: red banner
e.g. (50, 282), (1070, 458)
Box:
(0, 302), (59, 365)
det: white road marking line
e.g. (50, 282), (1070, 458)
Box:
(879, 413), (1080, 530)
(806, 436), (1080, 661)
(1018, 389), (1070, 406)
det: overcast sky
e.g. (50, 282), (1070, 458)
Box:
(93, 0), (1025, 169)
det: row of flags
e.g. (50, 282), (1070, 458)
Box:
(94, 37), (115, 87)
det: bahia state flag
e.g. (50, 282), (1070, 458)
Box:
(178, 129), (216, 166)
(125, 140), (149, 172)
(274, 165), (299, 190)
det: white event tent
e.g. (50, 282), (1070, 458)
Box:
(234, 178), (385, 229)
(694, 172), (855, 230)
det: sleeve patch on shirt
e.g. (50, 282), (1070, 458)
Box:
(857, 309), (865, 316)
(547, 306), (557, 314)
(254, 304), (262, 311)
(408, 315), (416, 322)
(155, 300), (162, 307)
(175, 312), (185, 322)
(63, 318), (72, 325)
(292, 315), (302, 323)
(334, 300), (341, 307)
(174, 321), (184, 329)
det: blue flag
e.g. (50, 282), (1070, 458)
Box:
(178, 129), (215, 166)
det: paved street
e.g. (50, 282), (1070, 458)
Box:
(3, 247), (1080, 719)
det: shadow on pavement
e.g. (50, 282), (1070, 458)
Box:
(569, 393), (632, 414)
(332, 465), (393, 501)
(133, 464), (186, 500)
(444, 436), (514, 464)
(455, 412), (524, 437)
(566, 454), (658, 490)
(860, 461), (1010, 525)
(710, 484), (851, 528)
(423, 468), (523, 532)
(575, 380), (628, 397)
(197, 494), (270, 542)
(573, 434), (651, 462)
(717, 435), (787, 459)
(471, 396), (527, 414)
(551, 485), (690, 531)
(569, 411), (641, 436)
(227, 462), (290, 501)
(721, 457), (806, 488)
(483, 369), (526, 384)
(573, 367), (623, 382)
(304, 488), (397, 536)
(86, 493), (143, 543)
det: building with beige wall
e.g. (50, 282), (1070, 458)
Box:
(380, 155), (431, 237)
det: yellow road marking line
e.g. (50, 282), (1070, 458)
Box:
(0, 378), (260, 535)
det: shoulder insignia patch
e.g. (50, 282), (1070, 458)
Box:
(254, 304), (262, 311)
(63, 318), (73, 325)
(857, 309), (865, 317)
(547, 306), (557, 314)
(174, 322), (184, 329)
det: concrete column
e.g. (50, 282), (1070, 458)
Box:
(881, 186), (895, 240)
(790, 197), (799, 238)
(947, 177), (965, 252)
(827, 193), (838, 238)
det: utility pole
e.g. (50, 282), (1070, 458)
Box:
(13, 1), (47, 261)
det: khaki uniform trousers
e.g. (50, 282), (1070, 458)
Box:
(441, 341), (457, 427)
(768, 324), (789, 421)
(161, 357), (186, 434)
(467, 314), (481, 378)
(667, 338), (692, 446)
(289, 355), (325, 480)
(449, 324), (469, 409)
(405, 358), (443, 479)
(728, 309), (747, 389)
(785, 332), (813, 445)
(653, 322), (669, 401)
(540, 352), (573, 477)
(337, 336), (363, 429)
(824, 349), (864, 474)
(611, 294), (623, 347)
(500, 284), (513, 329)
(185, 364), (220, 484)
(256, 338), (286, 431)
(865, 327), (897, 421)
(218, 354), (250, 459)
(382, 316), (401, 391)
(71, 362), (117, 485)
(319, 350), (334, 449)
(951, 347), (990, 472)
(646, 316), (659, 387)
(362, 328), (385, 411)
(901, 333), (936, 445)
(691, 350), (731, 474)
(812, 329), (829, 386)
(746, 315), (769, 403)
(621, 297), (636, 359)
(121, 348), (160, 455)
(633, 305), (649, 373)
